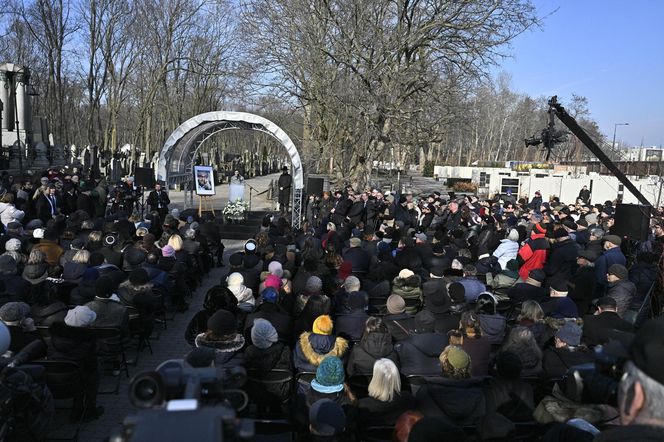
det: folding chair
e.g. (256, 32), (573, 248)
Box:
(93, 327), (129, 394)
(37, 360), (85, 442)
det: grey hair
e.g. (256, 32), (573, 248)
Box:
(344, 275), (361, 292)
(590, 228), (605, 239)
(622, 361), (664, 421)
(368, 358), (401, 402)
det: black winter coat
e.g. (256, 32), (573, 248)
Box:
(358, 392), (414, 426)
(346, 332), (398, 376)
(569, 266), (596, 316)
(582, 312), (633, 347)
(415, 378), (487, 426)
(543, 238), (578, 285)
(244, 303), (293, 344)
(244, 342), (293, 403)
(395, 332), (449, 375)
(542, 346), (594, 379)
(383, 312), (415, 342)
(335, 309), (369, 341)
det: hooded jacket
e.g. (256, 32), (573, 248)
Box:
(390, 274), (423, 314)
(478, 313), (506, 345)
(195, 332), (245, 367)
(22, 262), (49, 285)
(346, 332), (398, 376)
(228, 283), (255, 306)
(395, 332), (449, 375)
(293, 332), (349, 373)
(493, 238), (519, 270)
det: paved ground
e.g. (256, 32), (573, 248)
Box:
(168, 173), (280, 212)
(47, 240), (246, 441)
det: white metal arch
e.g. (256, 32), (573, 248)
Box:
(157, 111), (304, 227)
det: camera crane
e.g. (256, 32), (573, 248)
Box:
(525, 96), (651, 206)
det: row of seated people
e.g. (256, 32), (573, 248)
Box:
(0, 227), (218, 422)
(184, 276), (633, 440)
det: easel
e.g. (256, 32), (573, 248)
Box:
(198, 195), (215, 217)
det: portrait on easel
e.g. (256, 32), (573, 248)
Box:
(194, 165), (215, 196)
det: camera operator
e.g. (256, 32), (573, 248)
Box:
(596, 317), (664, 441)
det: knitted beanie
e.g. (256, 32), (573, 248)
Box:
(305, 275), (323, 293)
(386, 294), (406, 314)
(268, 261), (284, 278)
(251, 318), (278, 349)
(311, 356), (345, 393)
(227, 272), (244, 286)
(161, 245), (175, 258)
(261, 287), (278, 303)
(64, 306), (97, 327)
(312, 315), (333, 335)
(264, 274), (282, 290)
(0, 301), (30, 323)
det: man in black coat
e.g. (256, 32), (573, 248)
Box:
(35, 184), (60, 223)
(422, 265), (451, 314)
(394, 310), (449, 375)
(569, 250), (597, 316)
(582, 297), (633, 347)
(542, 322), (594, 379)
(383, 295), (415, 342)
(277, 167), (292, 214)
(543, 228), (579, 286)
(346, 194), (366, 225)
(146, 183), (170, 219)
(578, 185), (591, 204)
(330, 192), (352, 226)
(342, 237), (371, 275)
(335, 292), (369, 341)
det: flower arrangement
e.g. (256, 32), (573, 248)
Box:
(222, 198), (249, 219)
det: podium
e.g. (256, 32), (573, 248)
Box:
(229, 183), (245, 202)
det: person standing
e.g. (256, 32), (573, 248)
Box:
(578, 185), (591, 204)
(147, 183), (170, 219)
(35, 184), (59, 224)
(278, 166), (292, 214)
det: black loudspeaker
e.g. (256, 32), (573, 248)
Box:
(307, 177), (324, 197)
(613, 204), (651, 241)
(134, 167), (155, 188)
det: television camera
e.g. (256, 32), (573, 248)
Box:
(110, 357), (253, 442)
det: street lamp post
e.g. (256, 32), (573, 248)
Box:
(612, 122), (629, 151)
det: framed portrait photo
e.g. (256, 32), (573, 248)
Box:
(194, 165), (216, 196)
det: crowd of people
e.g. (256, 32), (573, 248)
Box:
(186, 185), (663, 441)
(1, 165), (664, 441)
(0, 167), (223, 428)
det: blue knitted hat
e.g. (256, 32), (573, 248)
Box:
(311, 356), (344, 393)
(261, 287), (278, 304)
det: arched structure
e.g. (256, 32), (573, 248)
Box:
(157, 111), (304, 227)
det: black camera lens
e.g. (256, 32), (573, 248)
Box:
(129, 372), (164, 409)
(134, 379), (157, 401)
